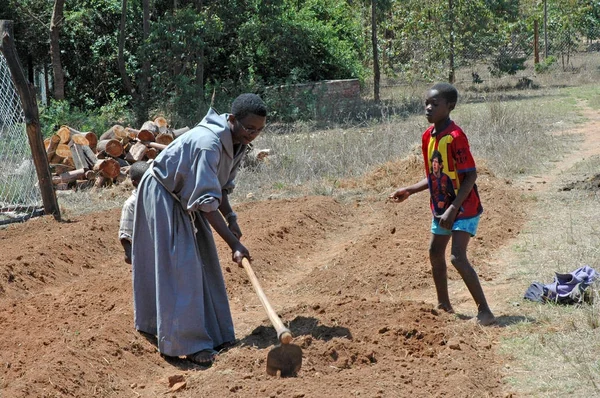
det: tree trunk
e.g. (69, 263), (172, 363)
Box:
(50, 0), (66, 100)
(119, 0), (137, 98)
(371, 0), (380, 103)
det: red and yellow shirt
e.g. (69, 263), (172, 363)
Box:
(421, 120), (483, 219)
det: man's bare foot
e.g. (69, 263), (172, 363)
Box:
(436, 303), (454, 313)
(476, 310), (496, 326)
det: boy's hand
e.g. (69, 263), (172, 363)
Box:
(439, 205), (458, 229)
(389, 188), (410, 203)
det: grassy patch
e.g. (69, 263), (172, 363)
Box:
(495, 152), (600, 397)
(231, 84), (595, 202)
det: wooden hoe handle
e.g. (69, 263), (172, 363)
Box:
(241, 258), (293, 344)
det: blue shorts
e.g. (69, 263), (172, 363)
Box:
(431, 215), (480, 237)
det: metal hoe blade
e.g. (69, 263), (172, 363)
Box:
(266, 343), (303, 377)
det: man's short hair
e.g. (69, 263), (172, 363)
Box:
(431, 82), (458, 104)
(231, 93), (267, 120)
(129, 161), (149, 184)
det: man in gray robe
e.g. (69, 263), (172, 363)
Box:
(131, 93), (267, 366)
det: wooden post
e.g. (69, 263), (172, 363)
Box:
(1, 20), (61, 221)
(534, 20), (539, 65)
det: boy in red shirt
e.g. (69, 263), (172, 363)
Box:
(389, 82), (495, 326)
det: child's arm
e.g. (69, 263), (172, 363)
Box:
(389, 178), (428, 203)
(120, 238), (132, 264)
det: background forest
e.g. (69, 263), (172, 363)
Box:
(0, 0), (599, 133)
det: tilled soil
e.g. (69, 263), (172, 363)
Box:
(0, 151), (528, 398)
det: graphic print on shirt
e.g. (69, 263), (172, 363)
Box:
(428, 150), (457, 217)
(423, 122), (483, 220)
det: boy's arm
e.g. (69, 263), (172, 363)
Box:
(389, 178), (428, 202)
(120, 238), (132, 264)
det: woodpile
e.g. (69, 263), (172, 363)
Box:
(44, 118), (190, 190)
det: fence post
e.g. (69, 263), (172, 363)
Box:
(0, 20), (61, 221)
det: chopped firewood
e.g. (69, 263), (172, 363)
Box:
(137, 130), (155, 142)
(155, 132), (174, 146)
(125, 142), (148, 162)
(140, 120), (159, 136)
(99, 124), (126, 141)
(146, 147), (158, 159)
(69, 142), (90, 170)
(154, 116), (168, 133)
(96, 139), (124, 158)
(58, 168), (86, 184)
(93, 158), (121, 179)
(173, 126), (190, 138)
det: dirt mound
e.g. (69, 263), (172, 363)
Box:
(0, 157), (524, 397)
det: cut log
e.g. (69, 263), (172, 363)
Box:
(49, 153), (64, 164)
(70, 133), (90, 146)
(96, 139), (124, 158)
(45, 134), (61, 161)
(55, 143), (72, 159)
(56, 125), (71, 143)
(69, 142), (89, 170)
(125, 141), (148, 162)
(145, 142), (167, 151)
(173, 126), (190, 138)
(58, 168), (86, 184)
(93, 158), (121, 179)
(99, 124), (126, 141)
(45, 134), (61, 153)
(137, 130), (155, 142)
(81, 145), (98, 166)
(62, 156), (75, 168)
(146, 147), (158, 159)
(84, 132), (98, 152)
(140, 120), (159, 136)
(84, 170), (96, 180)
(125, 127), (140, 139)
(155, 132), (174, 146)
(154, 116), (168, 133)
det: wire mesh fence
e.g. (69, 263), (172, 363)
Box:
(0, 52), (43, 226)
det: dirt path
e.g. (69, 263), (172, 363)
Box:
(0, 108), (598, 397)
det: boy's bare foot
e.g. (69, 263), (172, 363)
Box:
(476, 311), (496, 326)
(436, 303), (454, 313)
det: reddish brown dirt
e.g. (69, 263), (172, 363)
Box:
(0, 152), (527, 397)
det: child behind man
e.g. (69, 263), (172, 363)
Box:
(389, 82), (495, 326)
(119, 161), (150, 264)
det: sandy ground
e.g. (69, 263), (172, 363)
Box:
(0, 107), (598, 397)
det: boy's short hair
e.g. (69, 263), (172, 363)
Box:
(231, 93), (267, 120)
(129, 161), (149, 184)
(431, 83), (458, 105)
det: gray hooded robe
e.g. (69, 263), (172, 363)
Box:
(131, 108), (245, 356)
